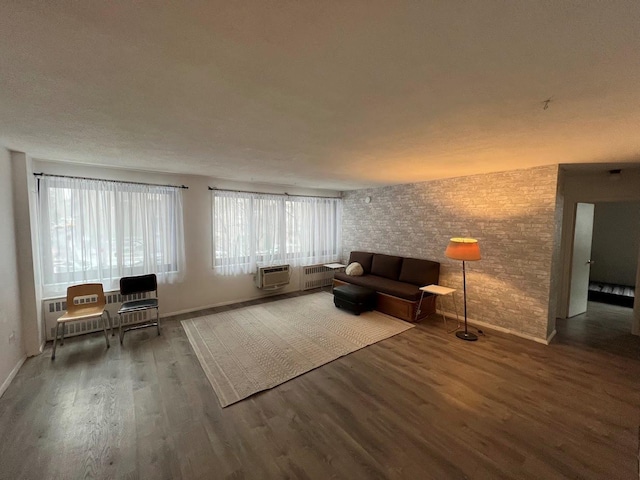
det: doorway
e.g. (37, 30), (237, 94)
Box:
(566, 201), (639, 334)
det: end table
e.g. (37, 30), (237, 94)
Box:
(415, 284), (461, 331)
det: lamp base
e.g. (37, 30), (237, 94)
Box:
(456, 331), (478, 341)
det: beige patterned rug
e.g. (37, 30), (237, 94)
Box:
(181, 292), (414, 407)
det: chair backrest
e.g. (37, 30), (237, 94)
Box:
(66, 283), (106, 313)
(120, 274), (157, 296)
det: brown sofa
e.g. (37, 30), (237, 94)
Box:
(334, 251), (440, 322)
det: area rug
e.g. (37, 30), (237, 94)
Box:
(181, 292), (414, 407)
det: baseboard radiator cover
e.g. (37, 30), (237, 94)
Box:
(301, 264), (335, 291)
(42, 291), (150, 341)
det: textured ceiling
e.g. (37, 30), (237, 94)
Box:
(1, 1), (639, 190)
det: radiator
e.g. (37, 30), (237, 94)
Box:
(300, 264), (336, 291)
(42, 291), (151, 341)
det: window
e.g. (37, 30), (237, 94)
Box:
(212, 190), (342, 275)
(39, 176), (185, 297)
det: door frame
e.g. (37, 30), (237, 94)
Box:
(558, 198), (640, 335)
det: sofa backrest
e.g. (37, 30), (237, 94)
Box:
(370, 254), (404, 280)
(348, 251), (374, 274)
(347, 251), (440, 286)
(399, 257), (440, 286)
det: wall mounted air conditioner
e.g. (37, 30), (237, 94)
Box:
(255, 264), (290, 289)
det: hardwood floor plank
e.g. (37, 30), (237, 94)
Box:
(0, 294), (638, 479)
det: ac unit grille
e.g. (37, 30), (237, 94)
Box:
(263, 266), (288, 274)
(42, 291), (151, 341)
(256, 264), (290, 289)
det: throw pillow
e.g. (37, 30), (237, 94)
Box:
(345, 262), (364, 276)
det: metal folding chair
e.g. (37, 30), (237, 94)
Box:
(117, 274), (160, 344)
(52, 283), (111, 360)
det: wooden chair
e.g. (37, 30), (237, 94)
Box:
(52, 283), (112, 360)
(118, 274), (160, 344)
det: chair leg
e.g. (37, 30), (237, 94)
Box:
(60, 322), (66, 345)
(119, 314), (124, 345)
(156, 308), (160, 336)
(102, 314), (110, 349)
(105, 310), (114, 336)
(51, 323), (60, 360)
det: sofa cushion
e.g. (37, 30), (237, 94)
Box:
(335, 271), (354, 284)
(336, 274), (424, 301)
(370, 254), (403, 280)
(348, 251), (374, 274)
(398, 257), (441, 287)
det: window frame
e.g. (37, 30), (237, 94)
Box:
(38, 175), (185, 296)
(212, 190), (342, 274)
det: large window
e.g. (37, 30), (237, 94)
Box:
(39, 175), (185, 297)
(212, 190), (342, 275)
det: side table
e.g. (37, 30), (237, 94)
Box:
(415, 284), (461, 332)
(323, 263), (347, 291)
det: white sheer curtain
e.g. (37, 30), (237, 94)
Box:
(39, 176), (185, 297)
(212, 191), (251, 275)
(285, 195), (342, 266)
(212, 190), (342, 275)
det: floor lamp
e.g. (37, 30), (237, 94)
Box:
(445, 238), (481, 341)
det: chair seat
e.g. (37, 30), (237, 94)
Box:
(118, 298), (158, 314)
(58, 305), (106, 323)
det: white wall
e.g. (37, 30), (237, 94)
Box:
(590, 201), (640, 286)
(30, 158), (340, 321)
(0, 148), (26, 397)
(11, 152), (43, 356)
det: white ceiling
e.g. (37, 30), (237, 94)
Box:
(1, 1), (639, 190)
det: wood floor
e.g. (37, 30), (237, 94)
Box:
(0, 293), (638, 480)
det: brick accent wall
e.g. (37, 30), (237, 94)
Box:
(342, 165), (560, 342)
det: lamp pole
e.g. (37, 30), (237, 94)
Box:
(456, 259), (478, 341)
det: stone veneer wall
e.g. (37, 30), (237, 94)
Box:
(341, 165), (561, 342)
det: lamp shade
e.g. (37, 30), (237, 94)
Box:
(445, 237), (481, 261)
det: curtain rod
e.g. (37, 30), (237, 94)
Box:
(34, 173), (188, 189)
(208, 186), (341, 199)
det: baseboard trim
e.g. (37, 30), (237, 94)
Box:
(162, 289), (297, 319)
(546, 329), (557, 344)
(467, 317), (549, 345)
(168, 297), (553, 345)
(0, 355), (27, 399)
(436, 309), (550, 345)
